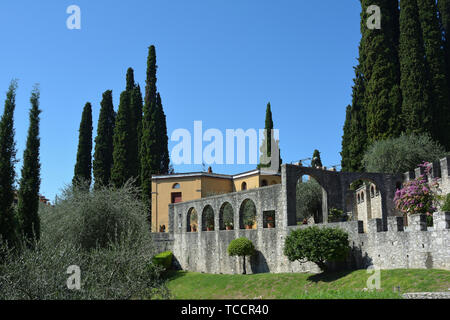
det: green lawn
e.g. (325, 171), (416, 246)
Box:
(164, 269), (450, 299)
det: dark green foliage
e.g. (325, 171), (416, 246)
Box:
(417, 0), (450, 150)
(362, 133), (447, 173)
(240, 199), (256, 227)
(441, 193), (450, 211)
(152, 251), (173, 270)
(311, 149), (323, 168)
(130, 85), (143, 185)
(340, 105), (353, 172)
(0, 80), (19, 248)
(111, 90), (131, 188)
(202, 206), (215, 230)
(361, 0), (403, 142)
(141, 46), (159, 216)
(399, 0), (433, 136)
(296, 178), (322, 223)
(93, 90), (115, 189)
(227, 237), (255, 274)
(17, 85), (41, 244)
(328, 208), (349, 223)
(283, 226), (350, 272)
(156, 93), (170, 174)
(222, 203), (234, 228)
(73, 102), (93, 187)
(258, 102), (281, 170)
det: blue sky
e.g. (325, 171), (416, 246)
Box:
(0, 1), (362, 202)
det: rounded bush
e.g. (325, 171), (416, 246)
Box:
(227, 237), (255, 257)
(152, 251), (173, 270)
(283, 226), (349, 272)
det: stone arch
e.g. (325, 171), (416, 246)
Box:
(186, 207), (198, 232)
(219, 202), (234, 230)
(239, 198), (257, 229)
(295, 173), (327, 225)
(202, 205), (215, 231)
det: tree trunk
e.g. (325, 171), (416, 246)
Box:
(242, 256), (247, 274)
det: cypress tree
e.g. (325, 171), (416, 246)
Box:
(156, 92), (169, 173)
(399, 0), (433, 136)
(418, 0), (450, 150)
(0, 80), (19, 247)
(141, 45), (159, 226)
(361, 0), (403, 142)
(111, 90), (131, 187)
(258, 102), (274, 169)
(341, 105), (353, 172)
(17, 85), (41, 244)
(73, 102), (93, 187)
(93, 90), (115, 189)
(127, 69), (142, 182)
(311, 150), (323, 168)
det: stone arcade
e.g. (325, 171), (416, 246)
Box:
(152, 157), (450, 274)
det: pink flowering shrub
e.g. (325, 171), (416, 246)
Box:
(394, 162), (440, 215)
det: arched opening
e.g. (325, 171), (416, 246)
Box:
(219, 202), (234, 230)
(172, 183), (180, 189)
(295, 174), (326, 225)
(186, 208), (198, 232)
(347, 179), (382, 232)
(202, 205), (215, 231)
(261, 179), (268, 187)
(241, 182), (247, 191)
(239, 199), (256, 229)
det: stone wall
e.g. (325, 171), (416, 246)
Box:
(152, 160), (450, 274)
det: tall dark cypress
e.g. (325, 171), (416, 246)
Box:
(258, 102), (274, 169)
(341, 105), (353, 172)
(73, 102), (93, 186)
(141, 45), (159, 224)
(111, 90), (131, 188)
(156, 92), (169, 173)
(0, 80), (19, 247)
(17, 85), (41, 244)
(361, 0), (403, 142)
(126, 68), (142, 181)
(93, 90), (115, 189)
(311, 149), (323, 168)
(399, 0), (433, 136)
(131, 84), (143, 185)
(418, 0), (450, 150)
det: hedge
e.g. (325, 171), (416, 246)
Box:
(152, 251), (173, 270)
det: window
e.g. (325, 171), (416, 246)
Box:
(172, 183), (180, 189)
(171, 192), (182, 203)
(241, 182), (247, 191)
(261, 179), (268, 187)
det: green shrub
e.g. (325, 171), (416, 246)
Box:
(283, 226), (350, 272)
(0, 182), (169, 299)
(362, 133), (447, 174)
(152, 251), (173, 270)
(442, 194), (450, 212)
(227, 237), (255, 274)
(328, 208), (348, 222)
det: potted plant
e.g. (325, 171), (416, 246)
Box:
(266, 214), (275, 228)
(225, 222), (233, 230)
(206, 223), (214, 231)
(244, 217), (255, 229)
(191, 224), (197, 232)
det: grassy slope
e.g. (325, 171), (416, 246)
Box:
(165, 269), (450, 299)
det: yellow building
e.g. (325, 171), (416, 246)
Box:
(151, 169), (281, 232)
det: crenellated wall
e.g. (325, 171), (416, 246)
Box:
(153, 160), (450, 274)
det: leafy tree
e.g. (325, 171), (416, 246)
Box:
(126, 68), (141, 182)
(283, 226), (350, 272)
(240, 199), (256, 228)
(361, 0), (403, 142)
(227, 237), (255, 274)
(156, 92), (169, 173)
(0, 80), (19, 248)
(296, 178), (322, 223)
(362, 133), (447, 174)
(131, 85), (143, 185)
(73, 102), (93, 187)
(417, 0), (450, 150)
(222, 203), (234, 228)
(399, 0), (433, 136)
(340, 105), (353, 172)
(17, 85), (42, 244)
(311, 149), (322, 168)
(93, 90), (115, 189)
(202, 206), (215, 230)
